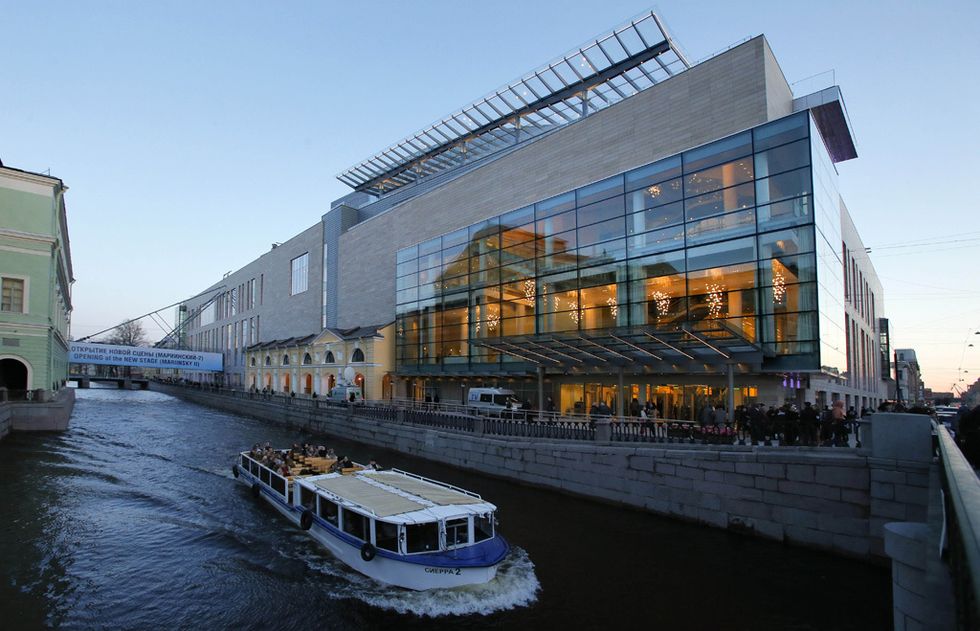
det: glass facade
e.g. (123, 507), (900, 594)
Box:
(395, 112), (828, 373)
(810, 116), (846, 377)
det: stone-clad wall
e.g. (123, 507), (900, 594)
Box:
(337, 37), (792, 329)
(165, 386), (932, 562)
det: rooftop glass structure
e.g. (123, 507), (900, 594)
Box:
(337, 11), (690, 196)
(394, 112), (846, 377)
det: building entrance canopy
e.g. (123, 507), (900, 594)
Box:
(470, 321), (762, 374)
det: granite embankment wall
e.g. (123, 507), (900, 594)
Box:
(0, 403), (11, 440)
(161, 385), (933, 562)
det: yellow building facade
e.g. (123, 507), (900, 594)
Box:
(244, 323), (394, 400)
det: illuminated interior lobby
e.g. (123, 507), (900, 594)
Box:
(392, 111), (848, 417)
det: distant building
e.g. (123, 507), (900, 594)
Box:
(895, 348), (923, 405)
(923, 389), (954, 406)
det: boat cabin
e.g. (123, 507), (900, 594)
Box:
(238, 451), (497, 556)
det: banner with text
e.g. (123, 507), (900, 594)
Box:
(69, 343), (224, 372)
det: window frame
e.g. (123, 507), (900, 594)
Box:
(0, 276), (28, 314)
(290, 252), (310, 296)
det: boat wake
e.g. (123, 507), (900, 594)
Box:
(296, 544), (540, 617)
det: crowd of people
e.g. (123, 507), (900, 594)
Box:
(952, 405), (980, 467)
(247, 442), (381, 476)
(606, 397), (870, 446)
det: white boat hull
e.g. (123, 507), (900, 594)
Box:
(236, 469), (499, 590)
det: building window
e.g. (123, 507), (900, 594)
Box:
(1, 278), (24, 313)
(351, 348), (365, 362)
(303, 353), (312, 365)
(325, 351), (335, 364)
(291, 253), (309, 295)
(282, 354), (290, 366)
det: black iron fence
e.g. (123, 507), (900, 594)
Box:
(610, 418), (866, 447)
(484, 417), (596, 441)
(156, 381), (867, 449)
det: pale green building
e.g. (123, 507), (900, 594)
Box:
(0, 162), (73, 400)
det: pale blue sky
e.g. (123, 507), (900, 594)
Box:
(2, 0), (978, 392)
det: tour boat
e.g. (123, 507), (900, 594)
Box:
(232, 449), (510, 590)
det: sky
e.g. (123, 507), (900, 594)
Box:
(2, 0), (978, 393)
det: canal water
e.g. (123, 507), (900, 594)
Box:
(0, 387), (891, 629)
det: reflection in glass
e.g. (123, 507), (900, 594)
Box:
(396, 112), (829, 371)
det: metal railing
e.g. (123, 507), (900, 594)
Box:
(937, 425), (980, 629)
(155, 381), (867, 449)
(610, 418), (866, 447)
(484, 417), (596, 441)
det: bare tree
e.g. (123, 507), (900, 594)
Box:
(104, 320), (148, 347)
(99, 321), (148, 378)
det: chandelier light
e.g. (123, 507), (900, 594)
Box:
(706, 283), (725, 319)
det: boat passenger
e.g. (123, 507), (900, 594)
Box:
(329, 458), (344, 473)
(340, 456), (354, 469)
(317, 445), (327, 457)
(279, 462), (291, 477)
(327, 448), (336, 459)
(367, 459), (381, 470)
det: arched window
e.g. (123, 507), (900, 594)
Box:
(325, 351), (335, 364)
(282, 354), (290, 366)
(264, 355), (271, 366)
(303, 353), (312, 365)
(250, 357), (256, 367)
(351, 348), (365, 363)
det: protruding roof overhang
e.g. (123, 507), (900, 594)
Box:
(794, 86), (857, 163)
(337, 11), (690, 196)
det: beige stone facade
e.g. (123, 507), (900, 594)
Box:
(244, 323), (395, 400)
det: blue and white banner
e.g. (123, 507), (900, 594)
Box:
(69, 342), (224, 371)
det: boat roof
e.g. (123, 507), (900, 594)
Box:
(362, 471), (479, 506)
(299, 469), (497, 524)
(313, 476), (425, 518)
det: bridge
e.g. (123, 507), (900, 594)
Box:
(68, 375), (150, 390)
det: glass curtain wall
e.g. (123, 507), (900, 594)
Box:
(396, 112), (823, 372)
(810, 116), (847, 377)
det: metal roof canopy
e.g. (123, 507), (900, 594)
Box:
(337, 12), (690, 196)
(470, 321), (763, 373)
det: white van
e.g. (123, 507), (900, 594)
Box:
(328, 385), (362, 402)
(466, 388), (520, 415)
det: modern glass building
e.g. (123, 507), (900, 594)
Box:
(390, 110), (861, 416)
(177, 11), (888, 416)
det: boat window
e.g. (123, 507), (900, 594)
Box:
(318, 498), (339, 527)
(299, 486), (316, 511)
(249, 460), (258, 475)
(445, 518), (469, 547)
(240, 454), (248, 467)
(260, 467), (271, 486)
(376, 520), (399, 553)
(405, 522), (440, 553)
(341, 509), (369, 542)
(474, 513), (494, 542)
(270, 473), (286, 497)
